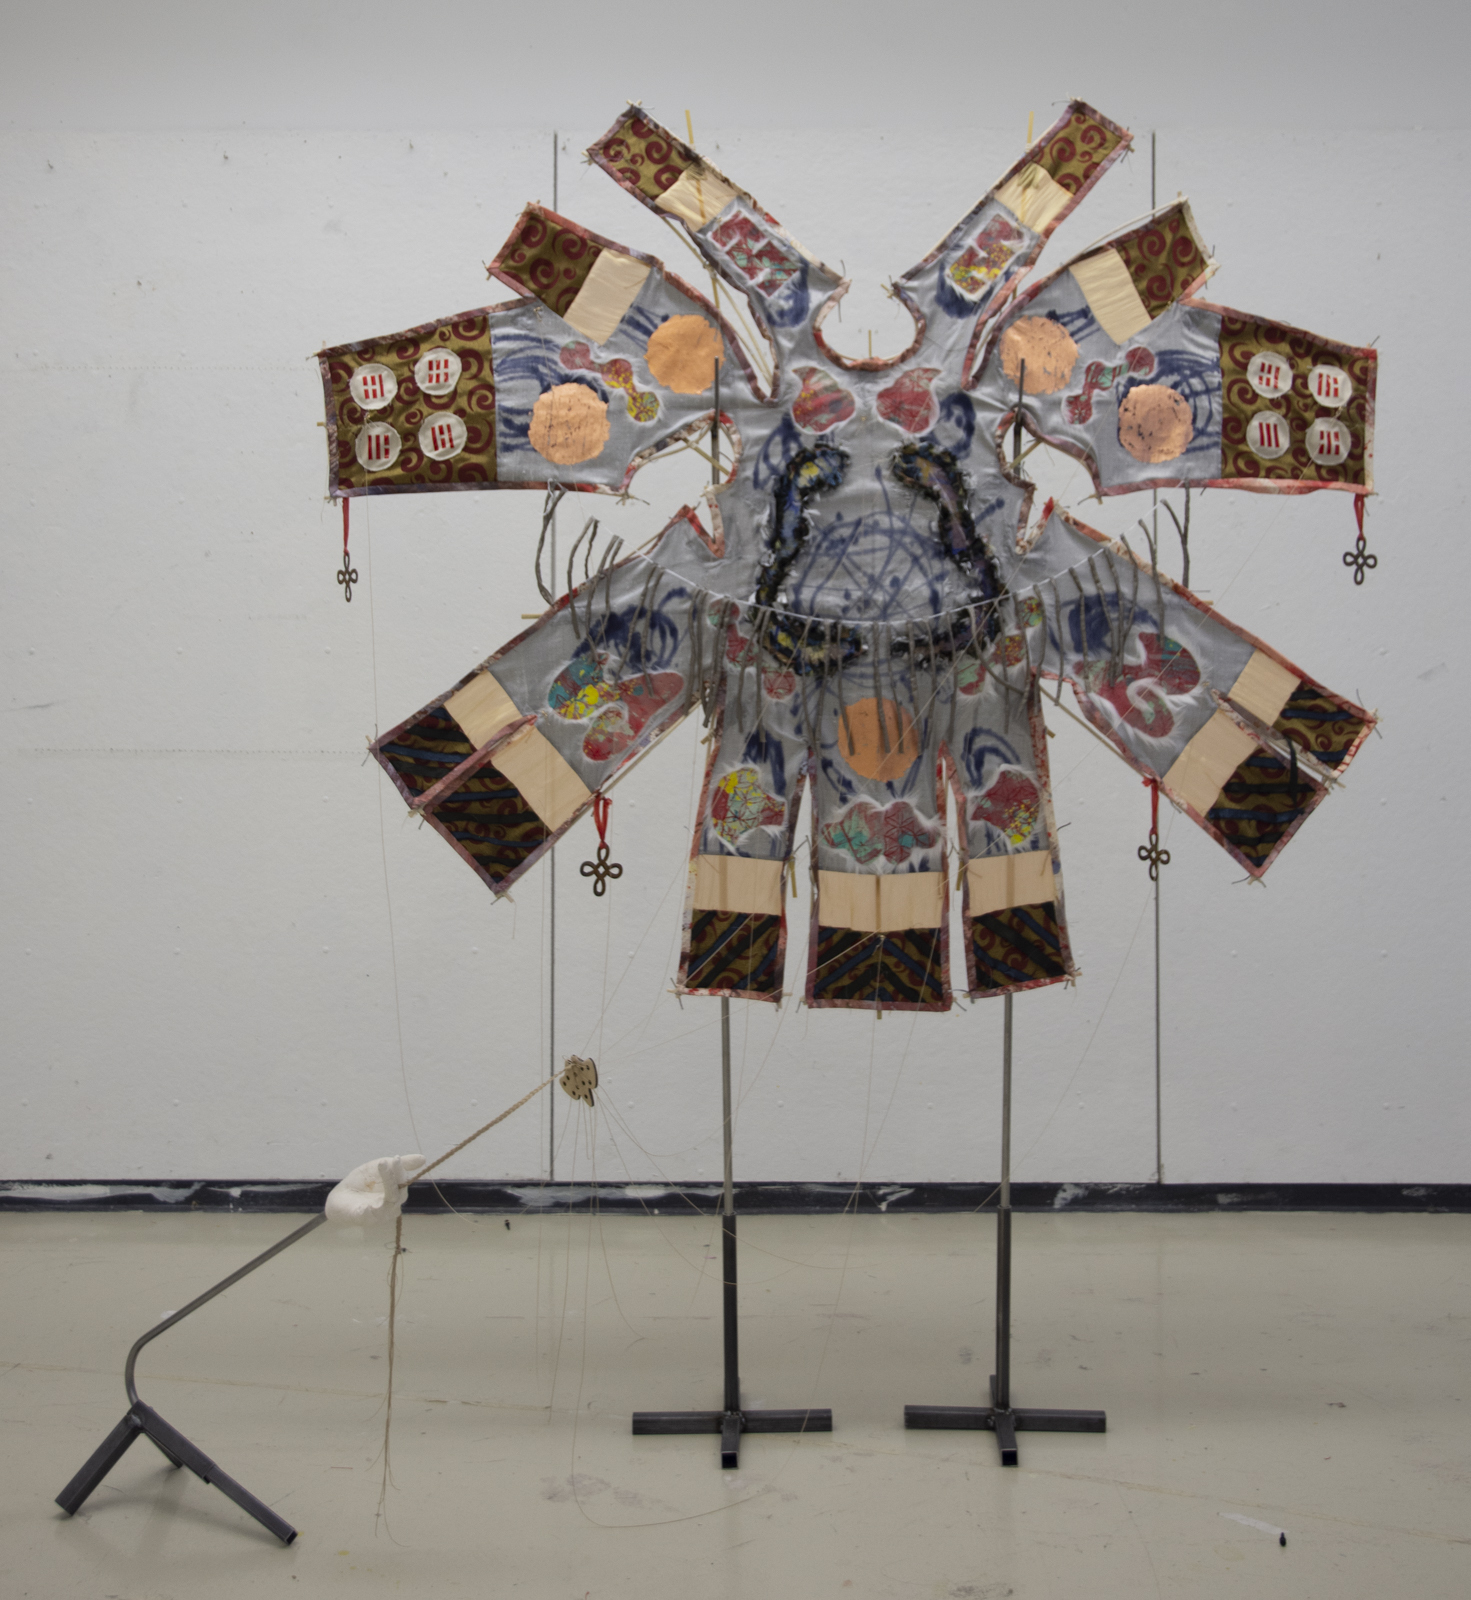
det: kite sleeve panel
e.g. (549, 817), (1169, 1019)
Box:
(897, 100), (1133, 370)
(317, 214), (743, 500)
(370, 554), (701, 897)
(586, 106), (844, 357)
(1027, 511), (1375, 878)
(485, 205), (749, 489)
(973, 204), (1376, 498)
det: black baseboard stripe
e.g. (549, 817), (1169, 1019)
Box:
(1, 1180), (1467, 1214)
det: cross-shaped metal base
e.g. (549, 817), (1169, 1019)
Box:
(906, 1375), (1106, 1467)
(632, 1212), (831, 1466)
(632, 999), (832, 1467)
(905, 996), (1105, 1465)
(632, 1404), (832, 1470)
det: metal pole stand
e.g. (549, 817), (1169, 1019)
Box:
(632, 998), (832, 1467)
(56, 1214), (326, 1543)
(905, 994), (1105, 1465)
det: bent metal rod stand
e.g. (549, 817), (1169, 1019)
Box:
(905, 994), (1105, 1465)
(632, 998), (832, 1467)
(56, 1213), (326, 1543)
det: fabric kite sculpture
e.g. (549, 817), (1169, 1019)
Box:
(317, 103), (1376, 1015)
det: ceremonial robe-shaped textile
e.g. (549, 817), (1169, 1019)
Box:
(318, 104), (1376, 1014)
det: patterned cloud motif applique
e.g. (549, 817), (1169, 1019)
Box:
(971, 768), (1042, 846)
(549, 643), (683, 761)
(710, 767), (787, 844)
(822, 799), (940, 865)
(1076, 632), (1200, 739)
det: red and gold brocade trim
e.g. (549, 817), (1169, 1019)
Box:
(1030, 104), (1130, 197)
(589, 107), (697, 205)
(490, 206), (604, 320)
(1112, 203), (1212, 317)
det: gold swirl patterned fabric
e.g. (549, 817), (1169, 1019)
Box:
(319, 312), (496, 495)
(592, 109), (695, 203)
(1112, 204), (1211, 316)
(1037, 107), (1129, 195)
(491, 207), (602, 319)
(1217, 313), (1375, 488)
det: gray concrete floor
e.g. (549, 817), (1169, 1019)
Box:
(1, 1208), (1467, 1598)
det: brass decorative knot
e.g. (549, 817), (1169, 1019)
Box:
(337, 550), (359, 602)
(1138, 833), (1171, 882)
(1343, 532), (1377, 585)
(580, 841), (623, 896)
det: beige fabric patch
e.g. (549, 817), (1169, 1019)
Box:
(692, 854), (785, 916)
(1070, 249), (1152, 345)
(1163, 710), (1258, 816)
(818, 870), (946, 933)
(836, 697), (920, 781)
(443, 672), (519, 749)
(967, 851), (1054, 918)
(1229, 651), (1300, 726)
(1118, 385), (1194, 463)
(655, 166), (740, 229)
(994, 164), (1073, 232)
(529, 383), (610, 465)
(645, 315), (724, 395)
(1000, 316), (1079, 395)
(491, 724), (591, 833)
(563, 251), (652, 345)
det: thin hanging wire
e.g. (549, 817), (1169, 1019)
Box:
(549, 128), (559, 1183)
(1150, 129), (1164, 1187)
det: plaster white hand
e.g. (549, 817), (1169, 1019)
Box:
(325, 1153), (426, 1224)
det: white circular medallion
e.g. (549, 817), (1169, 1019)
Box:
(355, 421), (402, 472)
(1246, 411), (1291, 461)
(1306, 417), (1351, 466)
(1247, 351), (1294, 398)
(1308, 364), (1352, 407)
(418, 412), (467, 462)
(414, 348), (463, 398)
(349, 362), (398, 410)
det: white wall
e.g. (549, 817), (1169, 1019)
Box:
(2, 2), (1467, 1187)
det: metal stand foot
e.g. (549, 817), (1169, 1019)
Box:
(905, 1373), (1106, 1467)
(55, 1214), (324, 1542)
(57, 1402), (299, 1543)
(632, 999), (832, 1467)
(904, 996), (1104, 1465)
